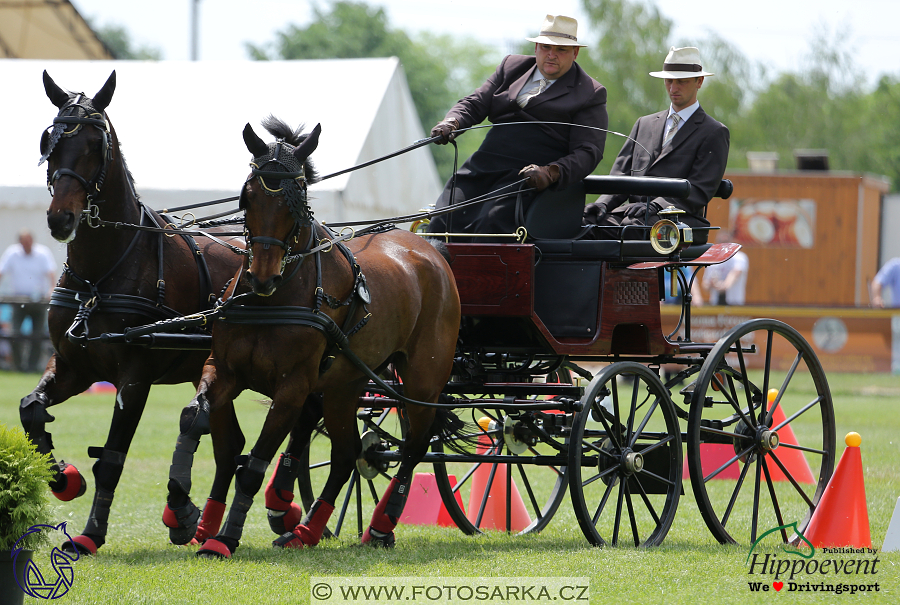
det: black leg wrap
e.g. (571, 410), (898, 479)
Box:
(20, 391), (55, 453)
(167, 501), (202, 545)
(217, 455), (269, 550)
(385, 478), (411, 524)
(271, 451), (302, 493)
(167, 435), (200, 505)
(89, 447), (127, 492)
(179, 394), (211, 440)
(83, 488), (114, 540)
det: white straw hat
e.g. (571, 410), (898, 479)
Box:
(649, 47), (714, 79)
(525, 15), (587, 47)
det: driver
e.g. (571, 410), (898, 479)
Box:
(426, 15), (607, 240)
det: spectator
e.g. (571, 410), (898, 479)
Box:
(0, 230), (58, 372)
(701, 230), (748, 305)
(871, 257), (900, 308)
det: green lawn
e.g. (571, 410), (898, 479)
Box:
(1, 370), (898, 604)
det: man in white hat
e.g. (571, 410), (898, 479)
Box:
(583, 46), (729, 242)
(426, 15), (607, 239)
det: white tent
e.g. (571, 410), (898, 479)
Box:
(0, 58), (442, 275)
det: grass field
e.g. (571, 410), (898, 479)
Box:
(1, 370), (898, 604)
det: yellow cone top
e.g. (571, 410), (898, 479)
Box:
(477, 417), (493, 432)
(845, 432), (862, 447)
(767, 388), (779, 404)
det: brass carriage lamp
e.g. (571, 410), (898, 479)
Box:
(649, 206), (693, 256)
(650, 206), (694, 298)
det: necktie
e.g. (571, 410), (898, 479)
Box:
(662, 113), (681, 148)
(517, 78), (549, 108)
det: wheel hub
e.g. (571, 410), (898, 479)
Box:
(623, 450), (644, 475)
(356, 430), (389, 480)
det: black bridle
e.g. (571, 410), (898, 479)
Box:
(243, 138), (315, 274)
(39, 94), (114, 227)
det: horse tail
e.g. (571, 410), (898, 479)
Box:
(429, 399), (484, 455)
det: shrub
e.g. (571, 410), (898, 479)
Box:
(0, 423), (55, 551)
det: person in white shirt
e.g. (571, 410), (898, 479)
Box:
(0, 230), (58, 372)
(702, 230), (749, 305)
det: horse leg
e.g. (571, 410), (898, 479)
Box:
(264, 393), (324, 535)
(163, 382), (228, 545)
(190, 395), (245, 544)
(360, 403), (440, 548)
(19, 355), (93, 501)
(273, 388), (362, 551)
(62, 379), (153, 556)
(199, 385), (317, 559)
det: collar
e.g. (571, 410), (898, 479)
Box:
(669, 100), (700, 122)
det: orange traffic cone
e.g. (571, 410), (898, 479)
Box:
(398, 472), (464, 528)
(803, 432), (871, 548)
(466, 418), (530, 532)
(764, 389), (815, 483)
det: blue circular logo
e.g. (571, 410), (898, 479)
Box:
(13, 522), (79, 600)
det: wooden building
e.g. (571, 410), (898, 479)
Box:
(703, 170), (890, 307)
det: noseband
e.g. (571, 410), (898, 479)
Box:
(244, 139), (314, 274)
(39, 94), (113, 227)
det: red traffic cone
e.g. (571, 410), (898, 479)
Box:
(398, 472), (464, 527)
(466, 418), (530, 532)
(764, 389), (815, 483)
(803, 432), (871, 548)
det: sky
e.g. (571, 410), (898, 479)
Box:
(69, 0), (900, 87)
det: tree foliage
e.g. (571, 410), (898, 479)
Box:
(245, 1), (498, 178)
(94, 23), (163, 60)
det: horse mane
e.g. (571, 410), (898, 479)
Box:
(260, 115), (320, 184)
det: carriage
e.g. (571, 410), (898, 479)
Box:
(30, 71), (834, 554)
(296, 175), (835, 548)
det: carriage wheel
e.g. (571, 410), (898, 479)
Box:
(686, 319), (835, 545)
(432, 368), (571, 535)
(296, 407), (401, 539)
(568, 362), (681, 547)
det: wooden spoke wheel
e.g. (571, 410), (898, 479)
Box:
(686, 319), (836, 545)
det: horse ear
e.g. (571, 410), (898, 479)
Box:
(243, 123), (269, 157)
(43, 71), (70, 108)
(92, 71), (116, 113)
(293, 123), (321, 161)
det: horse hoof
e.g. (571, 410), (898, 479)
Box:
(61, 535), (99, 556)
(196, 538), (232, 559)
(52, 461), (87, 502)
(162, 502), (201, 545)
(267, 502), (303, 535)
(361, 528), (395, 548)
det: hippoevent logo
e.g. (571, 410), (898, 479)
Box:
(745, 523), (881, 595)
(12, 522), (79, 599)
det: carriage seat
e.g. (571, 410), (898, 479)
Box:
(522, 176), (732, 262)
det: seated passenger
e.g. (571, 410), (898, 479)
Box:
(426, 15), (607, 240)
(582, 47), (729, 243)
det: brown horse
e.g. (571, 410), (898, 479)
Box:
(22, 70), (244, 555)
(163, 118), (461, 558)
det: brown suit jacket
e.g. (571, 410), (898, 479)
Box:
(596, 105), (730, 226)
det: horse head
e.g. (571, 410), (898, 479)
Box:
(40, 70), (118, 243)
(240, 118), (321, 296)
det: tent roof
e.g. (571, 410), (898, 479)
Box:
(0, 0), (113, 59)
(1, 58), (440, 221)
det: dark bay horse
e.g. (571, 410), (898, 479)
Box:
(163, 118), (462, 558)
(22, 70), (244, 555)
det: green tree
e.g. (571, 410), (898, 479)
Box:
(245, 1), (498, 178)
(95, 23), (163, 60)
